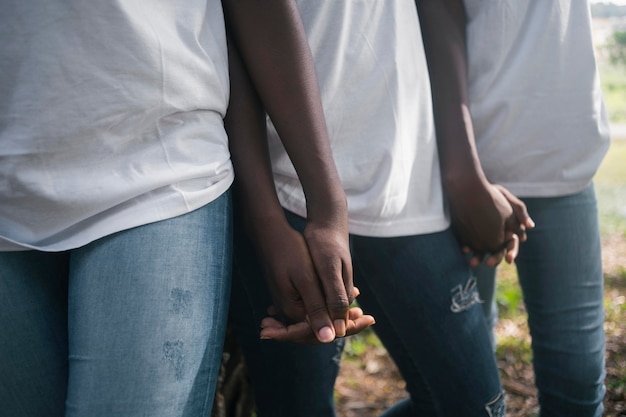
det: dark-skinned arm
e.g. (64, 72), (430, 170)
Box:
(415, 0), (534, 266)
(222, 0), (365, 340)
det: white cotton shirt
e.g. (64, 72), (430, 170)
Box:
(464, 0), (610, 197)
(0, 1), (233, 251)
(268, 0), (449, 238)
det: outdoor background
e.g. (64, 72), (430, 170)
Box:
(333, 3), (626, 417)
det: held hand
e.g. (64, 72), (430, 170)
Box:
(260, 293), (375, 344)
(494, 184), (535, 241)
(303, 214), (353, 338)
(450, 182), (534, 267)
(256, 220), (339, 343)
(481, 185), (535, 265)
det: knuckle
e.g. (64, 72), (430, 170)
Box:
(327, 296), (350, 314)
(305, 302), (329, 319)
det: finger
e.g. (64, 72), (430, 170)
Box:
(484, 231), (520, 267)
(497, 185), (535, 230)
(345, 307), (376, 335)
(504, 214), (527, 242)
(351, 286), (361, 305)
(467, 250), (486, 268)
(316, 260), (350, 338)
(327, 259), (352, 337)
(260, 309), (375, 343)
(485, 250), (506, 268)
(345, 316), (376, 336)
(260, 320), (319, 344)
(292, 276), (337, 343)
(344, 259), (355, 305)
(504, 232), (520, 264)
(347, 306), (364, 318)
(260, 316), (286, 329)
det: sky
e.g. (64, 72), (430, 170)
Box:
(591, 0), (626, 4)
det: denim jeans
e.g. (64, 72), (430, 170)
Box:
(0, 190), (232, 417)
(229, 211), (345, 417)
(474, 183), (606, 417)
(230, 209), (505, 417)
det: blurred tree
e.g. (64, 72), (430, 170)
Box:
(608, 30), (626, 66)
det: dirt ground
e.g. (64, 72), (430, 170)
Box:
(335, 236), (626, 417)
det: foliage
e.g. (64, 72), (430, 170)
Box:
(608, 31), (626, 67)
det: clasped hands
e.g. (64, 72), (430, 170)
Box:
(255, 217), (374, 345)
(258, 182), (533, 345)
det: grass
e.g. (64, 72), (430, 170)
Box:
(601, 64), (626, 124)
(596, 140), (626, 237)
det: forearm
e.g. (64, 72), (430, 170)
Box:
(415, 0), (487, 196)
(224, 37), (288, 243)
(222, 0), (346, 220)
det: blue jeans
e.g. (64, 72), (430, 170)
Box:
(230, 210), (505, 417)
(474, 183), (606, 417)
(229, 211), (345, 417)
(0, 190), (232, 417)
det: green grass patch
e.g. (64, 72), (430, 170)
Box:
(496, 334), (533, 365)
(343, 327), (382, 360)
(595, 140), (626, 185)
(596, 140), (626, 237)
(600, 63), (626, 123)
(495, 262), (524, 319)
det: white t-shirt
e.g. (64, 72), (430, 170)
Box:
(0, 1), (233, 251)
(464, 0), (610, 197)
(268, 0), (449, 237)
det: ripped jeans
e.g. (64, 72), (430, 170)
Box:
(0, 191), (232, 417)
(230, 210), (505, 417)
(475, 183), (606, 417)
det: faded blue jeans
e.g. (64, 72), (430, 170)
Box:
(230, 209), (505, 417)
(0, 190), (232, 417)
(474, 183), (606, 417)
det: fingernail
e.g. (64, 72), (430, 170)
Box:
(318, 326), (335, 343)
(528, 217), (536, 228)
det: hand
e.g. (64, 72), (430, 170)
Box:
(260, 305), (375, 344)
(449, 181), (534, 267)
(303, 215), (353, 338)
(477, 184), (535, 264)
(254, 218), (339, 343)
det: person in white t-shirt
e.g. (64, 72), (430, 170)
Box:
(461, 1), (610, 416)
(0, 1), (358, 416)
(226, 1), (528, 415)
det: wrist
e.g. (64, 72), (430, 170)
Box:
(443, 170), (490, 205)
(305, 190), (348, 226)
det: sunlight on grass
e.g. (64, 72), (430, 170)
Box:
(496, 333), (533, 365)
(595, 140), (626, 185)
(596, 140), (626, 237)
(494, 262), (523, 319)
(601, 65), (626, 123)
(343, 328), (382, 360)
